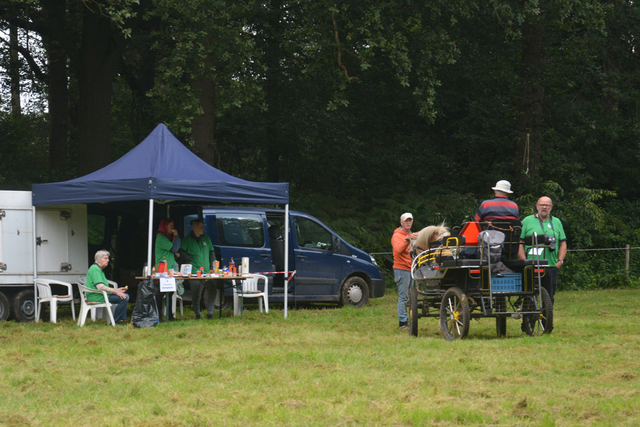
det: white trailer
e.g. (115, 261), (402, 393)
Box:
(0, 190), (88, 321)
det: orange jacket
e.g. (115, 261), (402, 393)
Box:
(391, 227), (412, 271)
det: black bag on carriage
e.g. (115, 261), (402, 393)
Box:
(478, 230), (512, 274)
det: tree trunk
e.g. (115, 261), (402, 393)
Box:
(191, 75), (216, 165)
(515, 17), (546, 185)
(9, 24), (21, 116)
(76, 6), (124, 176)
(42, 0), (69, 173)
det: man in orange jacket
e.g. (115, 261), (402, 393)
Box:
(391, 212), (418, 329)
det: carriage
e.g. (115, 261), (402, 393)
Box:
(408, 220), (554, 340)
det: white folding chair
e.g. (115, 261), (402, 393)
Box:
(76, 283), (116, 327)
(34, 279), (76, 323)
(233, 274), (269, 316)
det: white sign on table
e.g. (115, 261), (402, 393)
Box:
(160, 277), (177, 292)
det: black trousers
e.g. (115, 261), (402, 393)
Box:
(542, 267), (559, 304)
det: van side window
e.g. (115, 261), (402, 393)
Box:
(216, 215), (264, 248)
(295, 217), (333, 251)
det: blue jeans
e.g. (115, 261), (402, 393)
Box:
(394, 269), (413, 323)
(108, 293), (130, 322)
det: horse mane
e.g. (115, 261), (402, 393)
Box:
(411, 222), (451, 257)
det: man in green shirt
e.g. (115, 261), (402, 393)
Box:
(86, 250), (130, 324)
(181, 219), (217, 319)
(518, 196), (567, 305)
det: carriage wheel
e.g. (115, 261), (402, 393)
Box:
(439, 287), (470, 340)
(523, 287), (553, 336)
(408, 286), (419, 337)
(495, 296), (507, 338)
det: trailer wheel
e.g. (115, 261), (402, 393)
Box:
(11, 289), (35, 322)
(408, 286), (419, 337)
(0, 292), (9, 322)
(340, 276), (369, 308)
(439, 287), (470, 341)
(523, 287), (553, 336)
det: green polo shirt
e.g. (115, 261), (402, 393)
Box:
(180, 232), (214, 271)
(86, 263), (108, 303)
(520, 214), (567, 265)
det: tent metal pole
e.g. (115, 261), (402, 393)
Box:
(284, 204), (289, 319)
(32, 205), (38, 316)
(147, 199), (154, 276)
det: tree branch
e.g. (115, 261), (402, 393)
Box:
(332, 13), (359, 83)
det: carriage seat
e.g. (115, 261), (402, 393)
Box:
(502, 258), (549, 271)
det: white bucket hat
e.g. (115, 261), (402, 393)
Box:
(400, 212), (413, 222)
(492, 180), (513, 194)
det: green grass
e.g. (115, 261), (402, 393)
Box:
(1, 289), (639, 426)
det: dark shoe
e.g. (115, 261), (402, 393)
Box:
(116, 320), (126, 325)
(206, 313), (213, 319)
(399, 321), (409, 330)
(195, 314), (201, 320)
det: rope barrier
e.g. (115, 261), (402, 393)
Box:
(253, 270), (297, 282)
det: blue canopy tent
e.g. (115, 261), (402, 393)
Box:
(32, 124), (292, 317)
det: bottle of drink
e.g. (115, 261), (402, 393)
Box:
(229, 257), (236, 274)
(158, 256), (167, 274)
(169, 264), (175, 276)
(197, 266), (203, 277)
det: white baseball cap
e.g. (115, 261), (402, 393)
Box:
(400, 212), (413, 222)
(492, 180), (513, 194)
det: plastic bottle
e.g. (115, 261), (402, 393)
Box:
(229, 257), (236, 274)
(169, 264), (175, 276)
(197, 266), (203, 277)
(158, 256), (167, 274)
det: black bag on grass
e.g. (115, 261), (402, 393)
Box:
(132, 278), (159, 328)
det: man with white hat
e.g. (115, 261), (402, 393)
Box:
(391, 212), (418, 329)
(475, 180), (519, 222)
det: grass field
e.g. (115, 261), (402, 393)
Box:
(1, 289), (639, 427)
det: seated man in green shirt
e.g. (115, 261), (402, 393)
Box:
(181, 219), (217, 319)
(86, 250), (130, 324)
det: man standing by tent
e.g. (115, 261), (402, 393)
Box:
(181, 219), (217, 319)
(391, 213), (418, 330)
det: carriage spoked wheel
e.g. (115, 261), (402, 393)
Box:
(408, 286), (419, 337)
(522, 287), (553, 337)
(439, 287), (470, 340)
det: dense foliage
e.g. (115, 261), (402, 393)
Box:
(1, 0), (640, 289)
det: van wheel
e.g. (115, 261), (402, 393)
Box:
(0, 292), (10, 322)
(340, 277), (369, 308)
(11, 289), (35, 322)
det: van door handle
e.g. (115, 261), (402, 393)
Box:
(260, 253), (270, 258)
(297, 255), (307, 260)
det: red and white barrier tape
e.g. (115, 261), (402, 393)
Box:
(254, 270), (297, 281)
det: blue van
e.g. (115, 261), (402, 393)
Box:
(181, 207), (385, 307)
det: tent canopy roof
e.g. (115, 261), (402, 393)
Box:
(32, 124), (289, 206)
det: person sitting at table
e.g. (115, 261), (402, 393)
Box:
(155, 218), (182, 320)
(86, 250), (130, 325)
(181, 219), (217, 319)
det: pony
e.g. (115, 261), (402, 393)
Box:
(409, 222), (450, 259)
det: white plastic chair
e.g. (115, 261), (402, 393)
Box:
(34, 279), (76, 323)
(162, 292), (184, 317)
(233, 274), (269, 316)
(78, 276), (119, 320)
(76, 283), (116, 327)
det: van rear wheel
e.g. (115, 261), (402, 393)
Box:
(340, 277), (369, 308)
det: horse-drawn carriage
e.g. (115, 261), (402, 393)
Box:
(408, 220), (554, 340)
